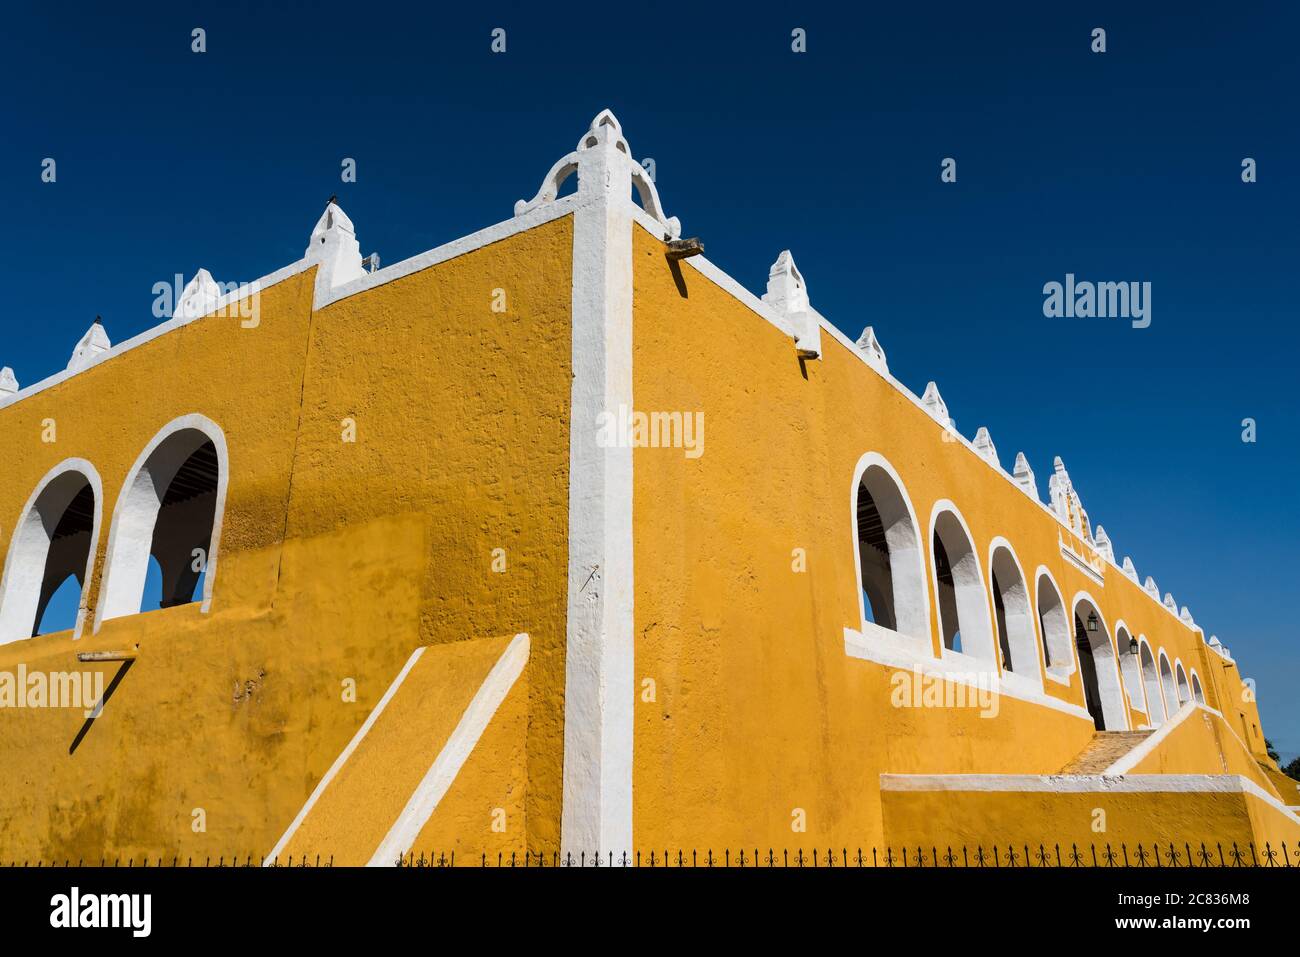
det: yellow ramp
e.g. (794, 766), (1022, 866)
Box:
(267, 632), (529, 866)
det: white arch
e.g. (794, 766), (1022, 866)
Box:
(1190, 669), (1205, 705)
(0, 458), (103, 644)
(986, 537), (1042, 689)
(1139, 638), (1164, 727)
(95, 414), (229, 631)
(1174, 659), (1191, 706)
(1071, 592), (1129, 730)
(849, 452), (930, 646)
(927, 501), (995, 665)
(1157, 650), (1178, 719)
(1113, 619), (1145, 715)
(1033, 565), (1075, 683)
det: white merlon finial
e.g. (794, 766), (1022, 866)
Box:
(921, 382), (950, 427)
(1012, 452), (1038, 498)
(1121, 556), (1138, 581)
(515, 110), (680, 239)
(0, 366), (17, 396)
(972, 427), (998, 466)
(1048, 458), (1070, 521)
(1163, 592), (1178, 613)
(306, 199), (366, 301)
(1093, 525), (1114, 563)
(1047, 456), (1087, 534)
(1180, 606), (1194, 625)
(855, 326), (888, 374)
(1143, 576), (1159, 599)
(1209, 635), (1221, 646)
(176, 268), (222, 320)
(764, 251), (808, 314)
(68, 318), (111, 372)
(762, 250), (821, 359)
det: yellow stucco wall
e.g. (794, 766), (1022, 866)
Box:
(0, 215), (574, 861)
(0, 203), (1286, 862)
(629, 220), (1280, 851)
(408, 662), (529, 864)
(880, 785), (1261, 859)
(1130, 706), (1279, 799)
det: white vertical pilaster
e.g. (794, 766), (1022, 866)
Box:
(558, 112), (636, 858)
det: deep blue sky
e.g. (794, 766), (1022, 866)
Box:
(2, 3), (1296, 756)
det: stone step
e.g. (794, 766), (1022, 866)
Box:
(1059, 731), (1153, 775)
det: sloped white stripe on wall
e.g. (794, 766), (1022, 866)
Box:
(369, 633), (531, 867)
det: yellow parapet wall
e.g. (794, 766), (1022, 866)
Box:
(1119, 703), (1281, 799)
(880, 774), (1300, 858)
(0, 215), (574, 862)
(629, 214), (1279, 853)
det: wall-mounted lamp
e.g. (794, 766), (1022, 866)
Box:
(1129, 635), (1139, 656)
(1086, 612), (1099, 633)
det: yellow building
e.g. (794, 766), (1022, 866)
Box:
(0, 111), (1295, 865)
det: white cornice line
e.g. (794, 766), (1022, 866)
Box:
(0, 196), (584, 413)
(319, 196), (583, 311)
(646, 210), (1210, 648)
(0, 257), (313, 412)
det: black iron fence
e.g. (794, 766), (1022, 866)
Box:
(7, 841), (1300, 867)
(397, 841), (1300, 868)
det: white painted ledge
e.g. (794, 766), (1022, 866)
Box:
(1044, 666), (1073, 687)
(845, 619), (933, 661)
(843, 625), (1092, 723)
(880, 771), (1300, 828)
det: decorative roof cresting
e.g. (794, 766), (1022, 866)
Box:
(515, 110), (681, 241)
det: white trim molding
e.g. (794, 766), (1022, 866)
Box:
(93, 414), (229, 631)
(0, 458), (104, 644)
(266, 645), (430, 864)
(880, 770), (1300, 827)
(1070, 591), (1129, 731)
(986, 536), (1043, 692)
(555, 110), (641, 859)
(1033, 565), (1076, 685)
(849, 451), (931, 652)
(927, 500), (997, 666)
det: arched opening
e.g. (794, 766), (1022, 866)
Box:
(97, 418), (226, 625)
(1191, 671), (1205, 705)
(930, 506), (994, 663)
(850, 455), (927, 642)
(1158, 651), (1178, 718)
(1072, 596), (1127, 730)
(989, 542), (1039, 687)
(0, 462), (101, 644)
(1116, 624), (1144, 714)
(36, 574), (83, 635)
(1035, 571), (1072, 680)
(1139, 640), (1164, 727)
(1175, 662), (1191, 707)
